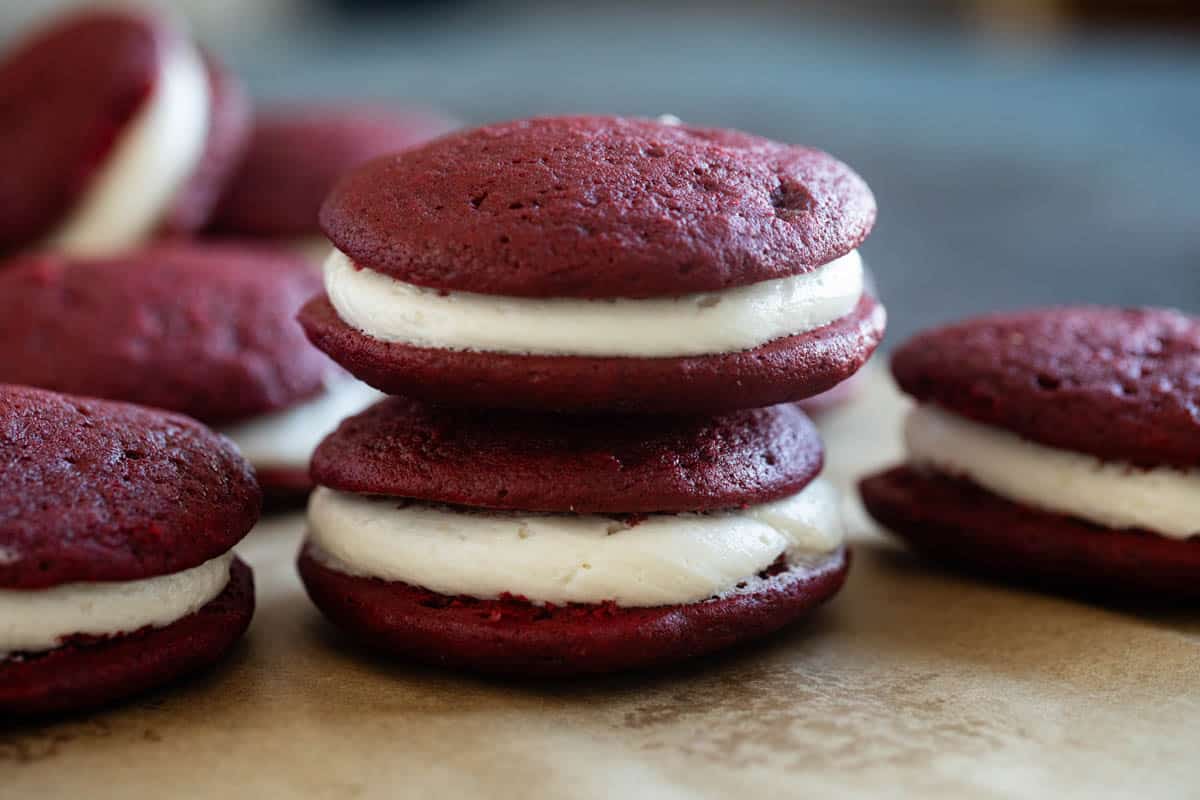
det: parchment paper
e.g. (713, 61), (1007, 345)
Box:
(4, 370), (1198, 799)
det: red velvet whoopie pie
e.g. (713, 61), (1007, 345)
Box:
(0, 8), (251, 255)
(300, 115), (884, 414)
(299, 397), (849, 675)
(860, 306), (1200, 602)
(0, 385), (259, 717)
(0, 242), (378, 502)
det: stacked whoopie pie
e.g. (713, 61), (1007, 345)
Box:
(296, 116), (886, 675)
(0, 385), (259, 717)
(861, 307), (1200, 601)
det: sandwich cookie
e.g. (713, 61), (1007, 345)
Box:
(0, 385), (259, 716)
(300, 115), (885, 413)
(0, 8), (251, 256)
(210, 105), (455, 262)
(299, 398), (849, 675)
(0, 244), (380, 501)
(860, 307), (1200, 601)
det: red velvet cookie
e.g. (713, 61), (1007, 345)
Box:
(860, 306), (1200, 602)
(0, 385), (259, 589)
(0, 243), (347, 497)
(891, 306), (1200, 469)
(0, 385), (258, 716)
(301, 115), (884, 413)
(211, 105), (455, 238)
(311, 397), (823, 513)
(860, 467), (1200, 602)
(0, 244), (329, 426)
(298, 545), (848, 677)
(320, 116), (874, 298)
(0, 9), (251, 253)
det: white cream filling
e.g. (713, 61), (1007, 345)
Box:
(220, 379), (384, 471)
(0, 552), (233, 658)
(906, 405), (1200, 540)
(324, 247), (864, 358)
(306, 478), (844, 607)
(46, 34), (211, 256)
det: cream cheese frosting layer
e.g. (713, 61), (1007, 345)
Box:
(220, 379), (383, 470)
(905, 404), (1200, 540)
(306, 478), (845, 607)
(46, 34), (211, 256)
(324, 248), (864, 358)
(0, 552), (233, 657)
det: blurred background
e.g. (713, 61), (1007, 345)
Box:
(4, 0), (1197, 342)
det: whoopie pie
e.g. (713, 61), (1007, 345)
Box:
(0, 243), (379, 501)
(0, 8), (251, 256)
(300, 115), (885, 413)
(860, 306), (1200, 601)
(299, 398), (849, 675)
(0, 385), (259, 716)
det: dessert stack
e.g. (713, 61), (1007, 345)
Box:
(296, 115), (886, 675)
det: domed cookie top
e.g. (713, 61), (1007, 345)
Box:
(0, 385), (260, 589)
(320, 115), (875, 299)
(212, 105), (455, 237)
(0, 9), (249, 254)
(312, 397), (823, 513)
(0, 243), (330, 425)
(891, 306), (1200, 469)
